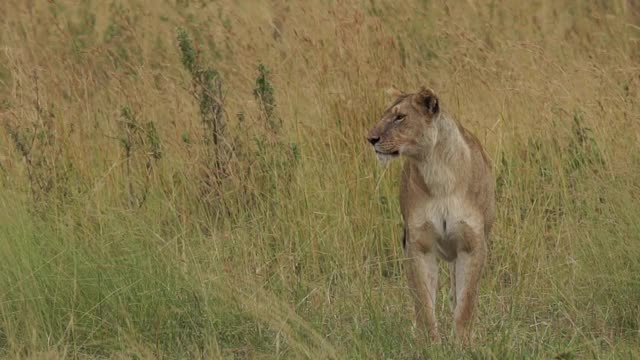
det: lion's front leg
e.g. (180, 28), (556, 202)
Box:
(405, 227), (440, 343)
(452, 225), (486, 343)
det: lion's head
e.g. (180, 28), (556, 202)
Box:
(367, 87), (441, 162)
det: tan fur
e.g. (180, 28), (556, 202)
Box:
(367, 87), (495, 343)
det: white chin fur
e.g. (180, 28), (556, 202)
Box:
(376, 152), (398, 164)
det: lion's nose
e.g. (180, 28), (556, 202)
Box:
(367, 135), (380, 145)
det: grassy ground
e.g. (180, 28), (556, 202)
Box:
(1, 0), (639, 358)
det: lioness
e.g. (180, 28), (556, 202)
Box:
(367, 87), (495, 342)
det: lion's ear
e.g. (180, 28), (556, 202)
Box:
(416, 86), (439, 115)
(385, 86), (405, 99)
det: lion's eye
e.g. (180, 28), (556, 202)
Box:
(394, 114), (406, 123)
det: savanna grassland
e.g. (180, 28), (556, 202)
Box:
(1, 0), (639, 358)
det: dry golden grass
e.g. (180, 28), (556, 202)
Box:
(1, 0), (639, 358)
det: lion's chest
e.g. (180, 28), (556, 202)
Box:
(407, 193), (482, 261)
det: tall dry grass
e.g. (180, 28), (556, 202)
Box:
(0, 0), (639, 358)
